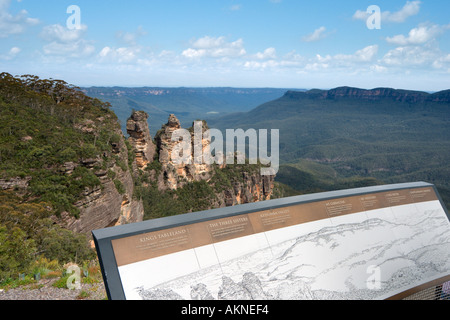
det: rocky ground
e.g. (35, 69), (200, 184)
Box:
(0, 278), (107, 300)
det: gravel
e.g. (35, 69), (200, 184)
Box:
(0, 278), (107, 300)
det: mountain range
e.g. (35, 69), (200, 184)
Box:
(207, 86), (450, 208)
(82, 87), (292, 135)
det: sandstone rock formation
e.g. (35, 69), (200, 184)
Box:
(126, 111), (156, 170)
(139, 113), (276, 208)
(154, 114), (212, 190)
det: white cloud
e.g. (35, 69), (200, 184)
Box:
(244, 50), (305, 70)
(98, 47), (111, 58)
(182, 36), (246, 59)
(382, 0), (421, 23)
(182, 48), (206, 59)
(282, 50), (304, 63)
(116, 26), (147, 45)
(254, 47), (277, 60)
(352, 10), (371, 21)
(8, 46), (20, 55)
(0, 46), (20, 60)
(432, 54), (450, 70)
(244, 60), (279, 70)
(381, 23), (450, 71)
(43, 40), (95, 58)
(40, 24), (94, 58)
(382, 44), (440, 67)
(98, 46), (142, 64)
(302, 26), (328, 42)
(191, 36), (225, 49)
(0, 0), (39, 38)
(41, 24), (87, 43)
(386, 24), (450, 45)
(335, 45), (379, 62)
(300, 45), (379, 72)
(307, 45), (378, 70)
(370, 64), (388, 73)
(353, 1), (421, 23)
(244, 45), (379, 72)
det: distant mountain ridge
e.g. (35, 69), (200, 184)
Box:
(284, 86), (450, 103)
(83, 86), (293, 97)
(82, 86), (294, 135)
(208, 85), (450, 209)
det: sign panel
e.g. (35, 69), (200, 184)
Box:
(93, 182), (450, 300)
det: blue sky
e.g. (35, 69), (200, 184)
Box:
(1, 0), (449, 90)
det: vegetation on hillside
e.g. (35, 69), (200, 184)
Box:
(0, 190), (95, 283)
(0, 73), (119, 284)
(209, 89), (450, 208)
(0, 72), (120, 217)
(275, 159), (382, 196)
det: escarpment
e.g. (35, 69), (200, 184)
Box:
(284, 86), (450, 103)
(0, 72), (144, 236)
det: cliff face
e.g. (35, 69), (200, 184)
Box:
(285, 86), (450, 103)
(216, 170), (274, 207)
(323, 87), (432, 103)
(127, 112), (275, 212)
(54, 124), (144, 234)
(0, 119), (145, 236)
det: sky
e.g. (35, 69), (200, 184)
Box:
(1, 0), (450, 91)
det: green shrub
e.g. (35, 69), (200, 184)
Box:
(0, 225), (37, 282)
(59, 147), (77, 163)
(38, 227), (95, 263)
(52, 274), (71, 289)
(124, 140), (135, 170)
(116, 159), (128, 172)
(72, 166), (101, 189)
(113, 179), (126, 195)
(80, 144), (97, 159)
(107, 169), (116, 180)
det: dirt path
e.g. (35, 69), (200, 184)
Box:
(0, 278), (107, 300)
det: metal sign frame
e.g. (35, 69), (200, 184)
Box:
(92, 181), (450, 300)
